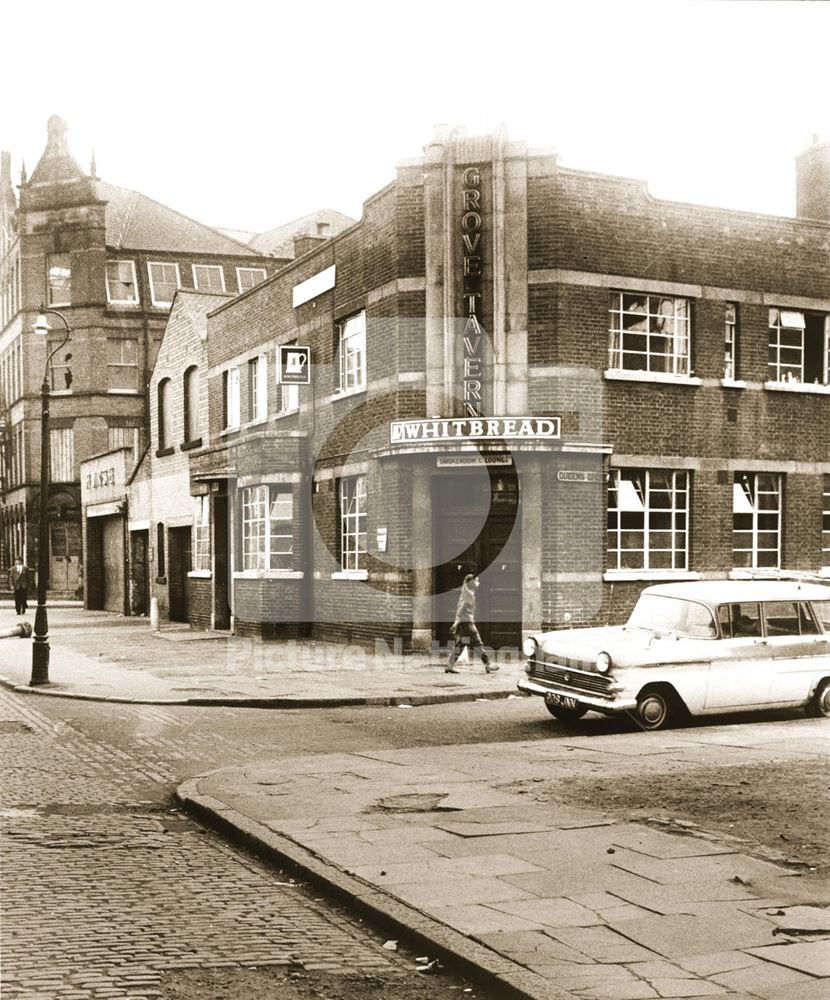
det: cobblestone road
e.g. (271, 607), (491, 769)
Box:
(0, 689), (402, 999)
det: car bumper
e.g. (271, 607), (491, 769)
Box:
(517, 676), (638, 712)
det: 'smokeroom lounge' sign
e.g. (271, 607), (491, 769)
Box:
(390, 417), (561, 444)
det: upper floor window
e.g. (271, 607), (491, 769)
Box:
(768, 308), (829, 386)
(236, 267), (267, 293)
(337, 311), (366, 394)
(223, 366), (240, 430)
(183, 365), (200, 443)
(192, 496), (211, 573)
(47, 254), (71, 306)
(48, 336), (73, 391)
(276, 342), (300, 415)
(609, 293), (691, 376)
(147, 261), (181, 308)
(49, 427), (74, 482)
(724, 303), (738, 380)
(192, 264), (226, 293)
(108, 425), (139, 467)
(241, 484), (294, 572)
(157, 377), (172, 451)
(106, 338), (138, 392)
(339, 474), (367, 571)
(823, 475), (830, 562)
(607, 468), (689, 572)
(247, 354), (267, 423)
(733, 472), (781, 569)
(105, 260), (139, 305)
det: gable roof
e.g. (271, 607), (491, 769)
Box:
(245, 208), (356, 257)
(96, 181), (261, 256)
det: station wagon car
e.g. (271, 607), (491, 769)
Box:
(519, 581), (830, 730)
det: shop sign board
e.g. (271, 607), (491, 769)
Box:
(81, 448), (130, 506)
(390, 416), (560, 444)
(277, 344), (311, 384)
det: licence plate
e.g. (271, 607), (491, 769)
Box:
(546, 693), (578, 710)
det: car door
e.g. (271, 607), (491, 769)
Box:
(704, 602), (774, 710)
(766, 600), (830, 704)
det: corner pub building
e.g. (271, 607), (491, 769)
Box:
(181, 126), (830, 651)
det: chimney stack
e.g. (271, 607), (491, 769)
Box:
(796, 135), (830, 222)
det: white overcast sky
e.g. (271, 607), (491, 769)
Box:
(4, 1), (829, 234)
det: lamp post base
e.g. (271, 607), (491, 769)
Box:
(30, 605), (50, 685)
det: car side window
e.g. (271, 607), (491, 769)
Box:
(764, 601), (800, 636)
(727, 602), (761, 638)
(798, 603), (820, 636)
(811, 600), (830, 633)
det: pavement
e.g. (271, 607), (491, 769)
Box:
(0, 605), (521, 707)
(2, 605), (829, 1000)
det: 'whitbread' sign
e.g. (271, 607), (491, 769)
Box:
(390, 416), (560, 444)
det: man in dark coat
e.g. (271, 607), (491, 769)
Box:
(9, 556), (31, 615)
(446, 573), (497, 674)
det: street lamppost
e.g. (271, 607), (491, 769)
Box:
(29, 307), (71, 686)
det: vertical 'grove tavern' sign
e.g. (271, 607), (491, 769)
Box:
(461, 166), (484, 417)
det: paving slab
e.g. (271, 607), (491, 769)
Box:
(604, 910), (777, 960)
(746, 940), (830, 976)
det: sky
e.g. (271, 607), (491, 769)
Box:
(3, 1), (829, 235)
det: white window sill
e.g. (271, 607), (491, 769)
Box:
(187, 570), (212, 579)
(243, 417), (268, 429)
(764, 381), (830, 396)
(728, 569), (778, 580)
(219, 426), (240, 438)
(107, 389), (140, 395)
(604, 570), (701, 582)
(107, 301), (140, 308)
(233, 570), (304, 580)
(331, 569), (368, 581)
(150, 302), (173, 310)
(604, 369), (702, 387)
(333, 387), (367, 401)
(720, 378), (747, 389)
(271, 410), (300, 421)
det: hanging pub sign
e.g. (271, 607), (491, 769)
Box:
(277, 344), (311, 384)
(461, 165), (483, 417)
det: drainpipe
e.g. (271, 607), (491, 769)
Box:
(300, 372), (316, 638)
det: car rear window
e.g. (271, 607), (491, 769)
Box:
(813, 600), (830, 631)
(764, 601), (820, 636)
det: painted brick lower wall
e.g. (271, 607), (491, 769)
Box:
(188, 577), (212, 630)
(233, 577), (303, 639)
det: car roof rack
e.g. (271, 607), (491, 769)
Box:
(730, 568), (830, 587)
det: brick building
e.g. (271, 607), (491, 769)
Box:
(0, 116), (278, 599)
(158, 127), (829, 649)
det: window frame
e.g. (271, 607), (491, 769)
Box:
(106, 337), (139, 393)
(46, 253), (72, 307)
(247, 354), (268, 424)
(147, 261), (181, 308)
(157, 377), (172, 451)
(607, 468), (689, 572)
(767, 307), (830, 386)
(192, 263), (226, 293)
(49, 427), (74, 483)
(105, 259), (140, 305)
(724, 302), (738, 380)
(223, 366), (241, 430)
(182, 365), (200, 444)
(732, 472), (782, 570)
(608, 292), (691, 377)
(240, 484), (294, 573)
(822, 475), (830, 565)
(337, 311), (367, 395)
(275, 342), (300, 415)
(339, 474), (367, 572)
(192, 496), (211, 574)
(236, 267), (268, 293)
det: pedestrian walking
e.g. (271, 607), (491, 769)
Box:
(9, 555), (31, 615)
(446, 573), (498, 674)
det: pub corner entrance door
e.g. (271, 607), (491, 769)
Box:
(432, 465), (522, 651)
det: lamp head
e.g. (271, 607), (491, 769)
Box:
(33, 311), (51, 336)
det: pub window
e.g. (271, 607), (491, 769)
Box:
(47, 253), (71, 306)
(608, 293), (691, 376)
(223, 366), (240, 430)
(607, 468), (689, 571)
(241, 484), (293, 572)
(192, 496), (211, 573)
(247, 354), (267, 423)
(105, 260), (139, 305)
(336, 311), (366, 394)
(106, 338), (138, 392)
(724, 303), (738, 380)
(768, 308), (830, 386)
(339, 474), (367, 571)
(192, 264), (226, 293)
(733, 472), (782, 569)
(147, 261), (181, 308)
(236, 267), (267, 293)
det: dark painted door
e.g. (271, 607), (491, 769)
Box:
(130, 530), (149, 616)
(213, 494), (231, 630)
(168, 526), (191, 623)
(432, 467), (522, 650)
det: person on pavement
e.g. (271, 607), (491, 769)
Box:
(446, 573), (498, 674)
(9, 556), (31, 616)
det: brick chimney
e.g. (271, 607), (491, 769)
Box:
(293, 234), (327, 258)
(796, 135), (830, 222)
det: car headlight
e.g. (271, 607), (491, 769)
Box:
(522, 637), (537, 658)
(595, 651), (612, 673)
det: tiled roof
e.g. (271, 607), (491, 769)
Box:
(96, 182), (261, 256)
(246, 208), (355, 257)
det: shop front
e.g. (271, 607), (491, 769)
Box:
(80, 447), (132, 614)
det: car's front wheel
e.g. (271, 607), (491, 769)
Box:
(545, 701), (589, 722)
(635, 688), (677, 731)
(806, 678), (830, 718)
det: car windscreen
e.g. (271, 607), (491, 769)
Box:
(626, 595), (717, 638)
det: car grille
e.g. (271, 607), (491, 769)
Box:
(529, 659), (613, 696)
